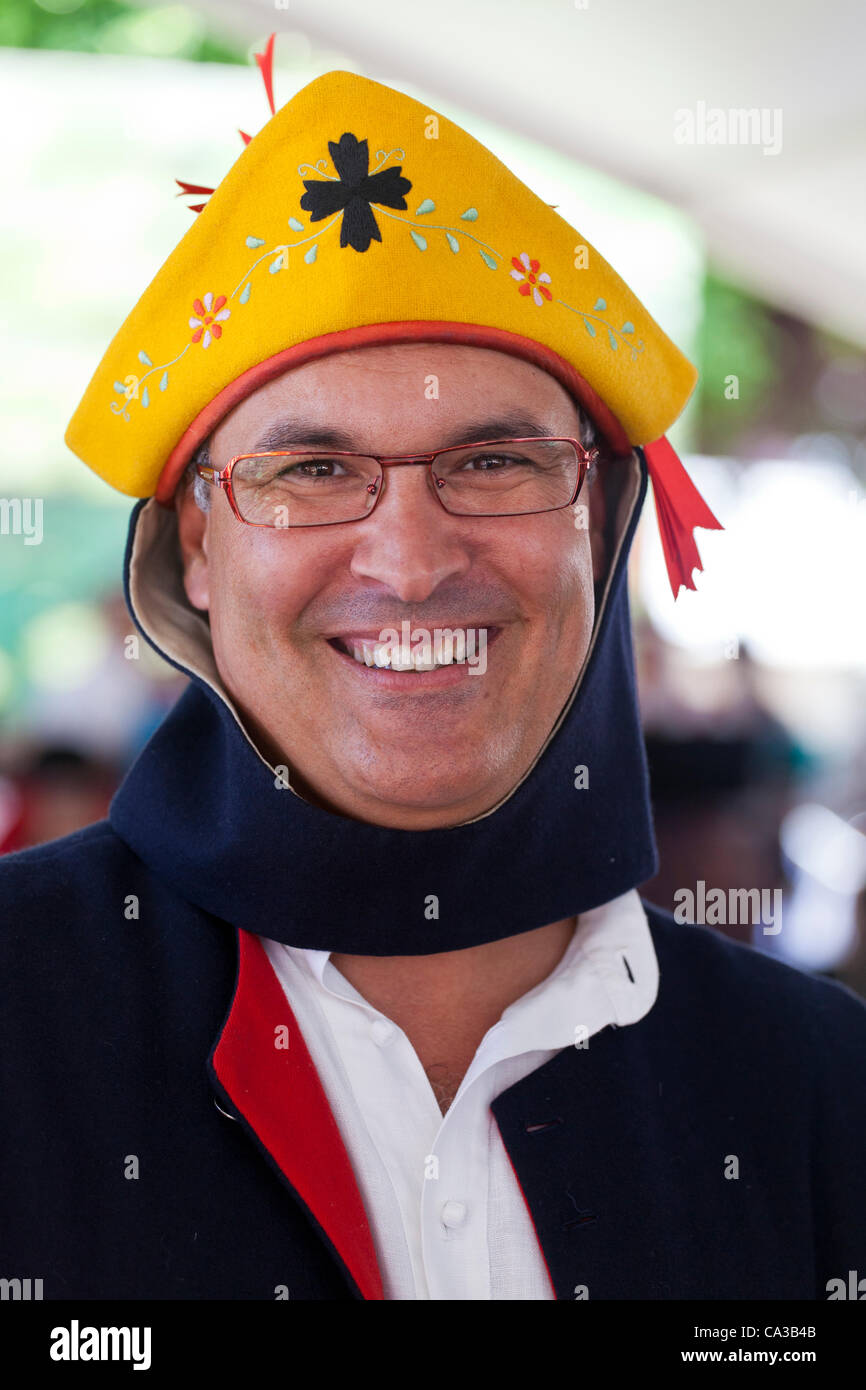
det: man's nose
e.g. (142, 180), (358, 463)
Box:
(347, 463), (473, 603)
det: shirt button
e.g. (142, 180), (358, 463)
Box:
(370, 1019), (395, 1046)
(440, 1201), (467, 1228)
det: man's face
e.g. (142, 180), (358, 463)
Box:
(177, 343), (605, 829)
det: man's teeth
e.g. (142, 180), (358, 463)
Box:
(349, 642), (457, 671)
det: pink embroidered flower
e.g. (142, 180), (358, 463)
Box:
(189, 292), (230, 348)
(510, 252), (552, 306)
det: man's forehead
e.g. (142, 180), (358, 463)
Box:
(209, 344), (584, 458)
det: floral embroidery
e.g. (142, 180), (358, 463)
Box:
(510, 252), (552, 306)
(108, 128), (645, 424)
(556, 295), (642, 354)
(299, 133), (412, 252)
(189, 292), (230, 348)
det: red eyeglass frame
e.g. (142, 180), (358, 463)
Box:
(195, 436), (599, 526)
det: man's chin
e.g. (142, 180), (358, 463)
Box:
(308, 746), (525, 828)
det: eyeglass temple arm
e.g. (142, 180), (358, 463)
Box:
(196, 465), (225, 487)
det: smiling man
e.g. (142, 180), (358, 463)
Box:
(1, 54), (865, 1302)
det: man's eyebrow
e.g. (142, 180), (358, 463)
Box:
(247, 413), (562, 455)
(250, 419), (358, 452)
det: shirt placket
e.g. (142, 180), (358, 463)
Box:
(419, 1069), (494, 1300)
(319, 968), (503, 1300)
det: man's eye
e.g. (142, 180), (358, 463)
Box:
(280, 458), (348, 479)
(461, 453), (529, 471)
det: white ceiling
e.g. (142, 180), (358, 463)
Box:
(178, 0), (866, 346)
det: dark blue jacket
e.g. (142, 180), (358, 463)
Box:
(1, 779), (865, 1299)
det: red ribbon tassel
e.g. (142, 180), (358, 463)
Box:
(175, 179), (216, 215)
(254, 33), (277, 117)
(643, 435), (724, 598)
(174, 180), (216, 197)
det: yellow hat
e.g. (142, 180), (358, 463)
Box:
(64, 36), (720, 594)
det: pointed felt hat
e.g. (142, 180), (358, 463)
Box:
(64, 37), (721, 594)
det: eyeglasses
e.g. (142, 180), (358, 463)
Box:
(196, 437), (598, 528)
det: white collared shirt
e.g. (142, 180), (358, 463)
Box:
(261, 889), (658, 1300)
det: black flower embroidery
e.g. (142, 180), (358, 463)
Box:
(299, 132), (412, 252)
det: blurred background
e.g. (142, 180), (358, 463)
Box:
(1, 0), (864, 994)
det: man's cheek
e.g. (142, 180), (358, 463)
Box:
(208, 564), (263, 666)
(222, 573), (306, 669)
(542, 536), (593, 607)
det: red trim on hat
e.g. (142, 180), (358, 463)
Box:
(212, 928), (385, 1300)
(154, 320), (632, 504)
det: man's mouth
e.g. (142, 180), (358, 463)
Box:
(326, 628), (499, 673)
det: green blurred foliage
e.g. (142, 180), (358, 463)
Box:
(695, 273), (782, 454)
(0, 0), (244, 63)
(696, 272), (866, 457)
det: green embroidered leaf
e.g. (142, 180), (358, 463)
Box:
(141, 386), (150, 408)
(416, 198), (435, 215)
(240, 282), (251, 304)
(113, 381), (126, 394)
(460, 208), (478, 221)
(445, 232), (459, 253)
(138, 350), (153, 366)
(608, 331), (617, 350)
(409, 230), (428, 250)
(304, 243), (318, 264)
(593, 299), (606, 312)
(245, 235), (266, 248)
(478, 249), (497, 269)
(269, 252), (286, 273)
(621, 321), (634, 334)
(159, 372), (169, 391)
(583, 319), (596, 337)
(287, 218), (304, 232)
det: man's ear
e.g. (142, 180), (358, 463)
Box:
(588, 466), (607, 585)
(176, 483), (210, 611)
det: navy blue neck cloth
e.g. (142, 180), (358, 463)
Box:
(109, 449), (658, 955)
